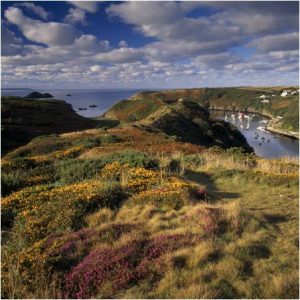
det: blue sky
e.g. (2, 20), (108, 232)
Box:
(1, 1), (299, 88)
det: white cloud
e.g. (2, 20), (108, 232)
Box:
(68, 1), (99, 13)
(2, 2), (298, 88)
(247, 32), (299, 52)
(118, 40), (128, 48)
(64, 8), (87, 25)
(5, 7), (81, 46)
(16, 2), (50, 20)
(94, 47), (145, 64)
(75, 34), (109, 52)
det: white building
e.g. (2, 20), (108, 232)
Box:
(260, 99), (270, 103)
(259, 95), (266, 99)
(281, 91), (288, 97)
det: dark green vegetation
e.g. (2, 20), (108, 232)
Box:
(25, 91), (53, 98)
(1, 96), (118, 155)
(138, 100), (253, 152)
(104, 98), (164, 122)
(106, 86), (299, 136)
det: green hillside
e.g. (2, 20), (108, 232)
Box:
(106, 87), (299, 137)
(1, 96), (117, 155)
(138, 100), (253, 152)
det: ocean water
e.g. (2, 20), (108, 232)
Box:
(2, 88), (299, 158)
(1, 88), (144, 118)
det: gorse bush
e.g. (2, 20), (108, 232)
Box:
(2, 181), (126, 242)
(2, 161), (54, 197)
(54, 159), (103, 184)
(102, 150), (158, 169)
(130, 179), (197, 209)
(55, 151), (158, 184)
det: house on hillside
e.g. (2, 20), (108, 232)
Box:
(260, 99), (270, 103)
(259, 95), (266, 99)
(281, 91), (288, 97)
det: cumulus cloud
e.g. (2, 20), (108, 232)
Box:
(15, 2), (50, 20)
(5, 7), (81, 46)
(74, 34), (109, 52)
(118, 40), (128, 48)
(64, 7), (87, 25)
(2, 1), (299, 88)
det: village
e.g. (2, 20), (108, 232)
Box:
(259, 88), (299, 103)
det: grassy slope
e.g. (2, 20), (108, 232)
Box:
(103, 98), (165, 122)
(1, 125), (298, 299)
(1, 96), (117, 155)
(106, 87), (299, 135)
(137, 100), (253, 152)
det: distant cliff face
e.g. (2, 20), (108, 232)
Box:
(137, 100), (253, 152)
(1, 96), (98, 154)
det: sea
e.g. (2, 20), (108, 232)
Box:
(2, 88), (299, 158)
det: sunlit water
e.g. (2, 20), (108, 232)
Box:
(2, 89), (299, 158)
(1, 88), (143, 118)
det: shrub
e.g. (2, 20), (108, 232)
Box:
(63, 233), (201, 298)
(121, 166), (162, 193)
(73, 137), (102, 149)
(54, 151), (158, 184)
(2, 181), (126, 242)
(129, 179), (197, 209)
(100, 134), (121, 145)
(54, 159), (104, 184)
(1, 163), (54, 197)
(101, 150), (158, 169)
(2, 157), (37, 171)
(101, 162), (162, 193)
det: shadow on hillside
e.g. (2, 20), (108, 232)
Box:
(263, 213), (288, 224)
(184, 169), (240, 201)
(94, 118), (120, 128)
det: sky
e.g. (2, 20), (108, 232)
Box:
(1, 1), (299, 89)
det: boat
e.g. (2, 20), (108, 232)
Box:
(89, 104), (98, 108)
(78, 107), (87, 110)
(257, 126), (265, 131)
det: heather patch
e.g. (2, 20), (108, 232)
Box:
(63, 233), (201, 298)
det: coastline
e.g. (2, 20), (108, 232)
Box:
(209, 108), (299, 140)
